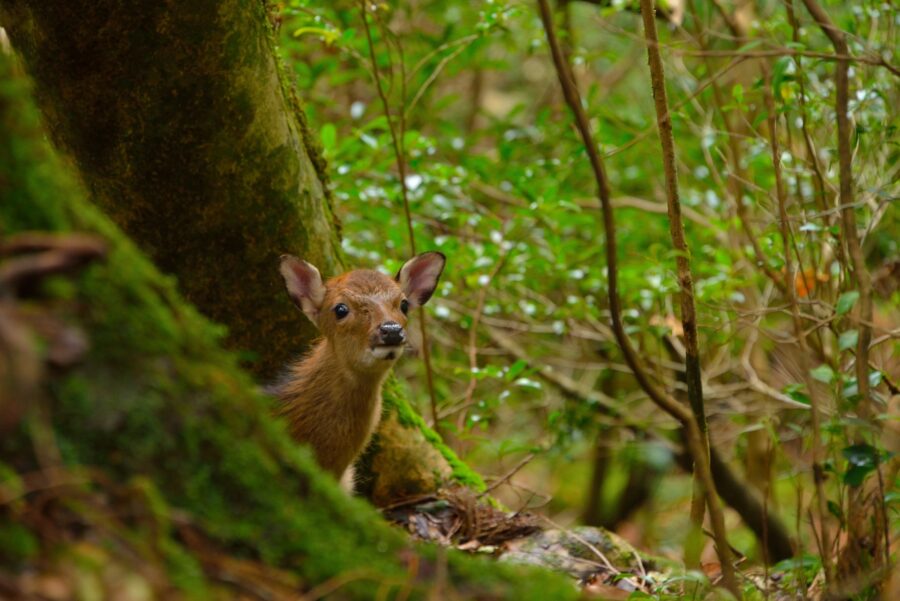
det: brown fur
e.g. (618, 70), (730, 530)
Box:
(273, 270), (407, 479)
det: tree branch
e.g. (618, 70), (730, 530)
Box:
(359, 2), (440, 428)
(800, 0), (880, 583)
(763, 64), (834, 585)
(483, 320), (795, 563)
(537, 0), (738, 593)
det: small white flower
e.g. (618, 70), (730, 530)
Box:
(350, 101), (366, 119)
(405, 174), (423, 191)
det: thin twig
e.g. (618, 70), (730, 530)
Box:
(685, 1), (788, 296)
(762, 63), (834, 587)
(800, 0), (872, 420)
(0, 466), (90, 505)
(537, 515), (621, 577)
(674, 47), (900, 76)
(405, 37), (479, 118)
(638, 0), (712, 533)
(801, 0), (879, 582)
(536, 0), (739, 595)
(479, 453), (536, 497)
(435, 307), (795, 562)
(359, 1), (440, 428)
(459, 250), (509, 429)
(302, 568), (405, 601)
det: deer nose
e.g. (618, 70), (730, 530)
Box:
(379, 321), (405, 346)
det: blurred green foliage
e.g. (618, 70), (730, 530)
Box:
(276, 0), (898, 585)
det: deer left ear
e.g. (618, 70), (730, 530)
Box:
(396, 251), (445, 308)
(279, 254), (326, 324)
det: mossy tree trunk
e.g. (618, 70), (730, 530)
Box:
(0, 0), (472, 504)
(0, 0), (338, 378)
(0, 51), (577, 600)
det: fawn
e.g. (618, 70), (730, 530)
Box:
(272, 251), (445, 489)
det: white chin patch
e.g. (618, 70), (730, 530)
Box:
(370, 346), (403, 361)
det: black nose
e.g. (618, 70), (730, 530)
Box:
(379, 322), (405, 345)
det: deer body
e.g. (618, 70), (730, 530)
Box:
(272, 255), (445, 487)
(275, 323), (389, 478)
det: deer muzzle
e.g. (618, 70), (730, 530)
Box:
(378, 321), (405, 346)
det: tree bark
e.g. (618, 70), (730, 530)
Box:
(0, 50), (578, 599)
(0, 0), (340, 379)
(0, 0), (472, 505)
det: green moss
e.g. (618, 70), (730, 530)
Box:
(159, 537), (209, 597)
(382, 377), (486, 491)
(0, 51), (576, 599)
(263, 2), (332, 206)
(2, 0), (483, 509)
(0, 0), (347, 377)
(269, 24), (344, 245)
(0, 521), (39, 565)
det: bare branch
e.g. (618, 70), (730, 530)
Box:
(538, 0), (738, 593)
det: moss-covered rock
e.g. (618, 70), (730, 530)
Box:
(0, 52), (577, 599)
(355, 378), (486, 505)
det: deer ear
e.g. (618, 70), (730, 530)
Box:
(279, 255), (326, 323)
(396, 251), (445, 308)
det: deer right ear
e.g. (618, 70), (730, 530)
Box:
(396, 251), (446, 308)
(279, 255), (326, 323)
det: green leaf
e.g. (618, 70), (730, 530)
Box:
(838, 329), (858, 351)
(835, 291), (859, 316)
(827, 500), (844, 526)
(320, 123), (336, 151)
(505, 359), (528, 381)
(869, 370), (883, 388)
(772, 554), (821, 576)
(844, 464), (874, 487)
(514, 377), (542, 390)
(292, 26), (340, 45)
(772, 56), (793, 102)
(843, 443), (878, 466)
(481, 364), (503, 379)
(752, 110), (769, 129)
(842, 443), (879, 487)
(784, 383), (810, 405)
(810, 364), (835, 384)
(843, 371), (884, 400)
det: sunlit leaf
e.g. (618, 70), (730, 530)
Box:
(810, 364), (835, 384)
(835, 291), (860, 315)
(320, 123), (336, 151)
(505, 359), (528, 381)
(842, 443), (879, 487)
(838, 329), (858, 351)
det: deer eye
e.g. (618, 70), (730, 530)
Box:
(333, 303), (350, 320)
(400, 299), (409, 315)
